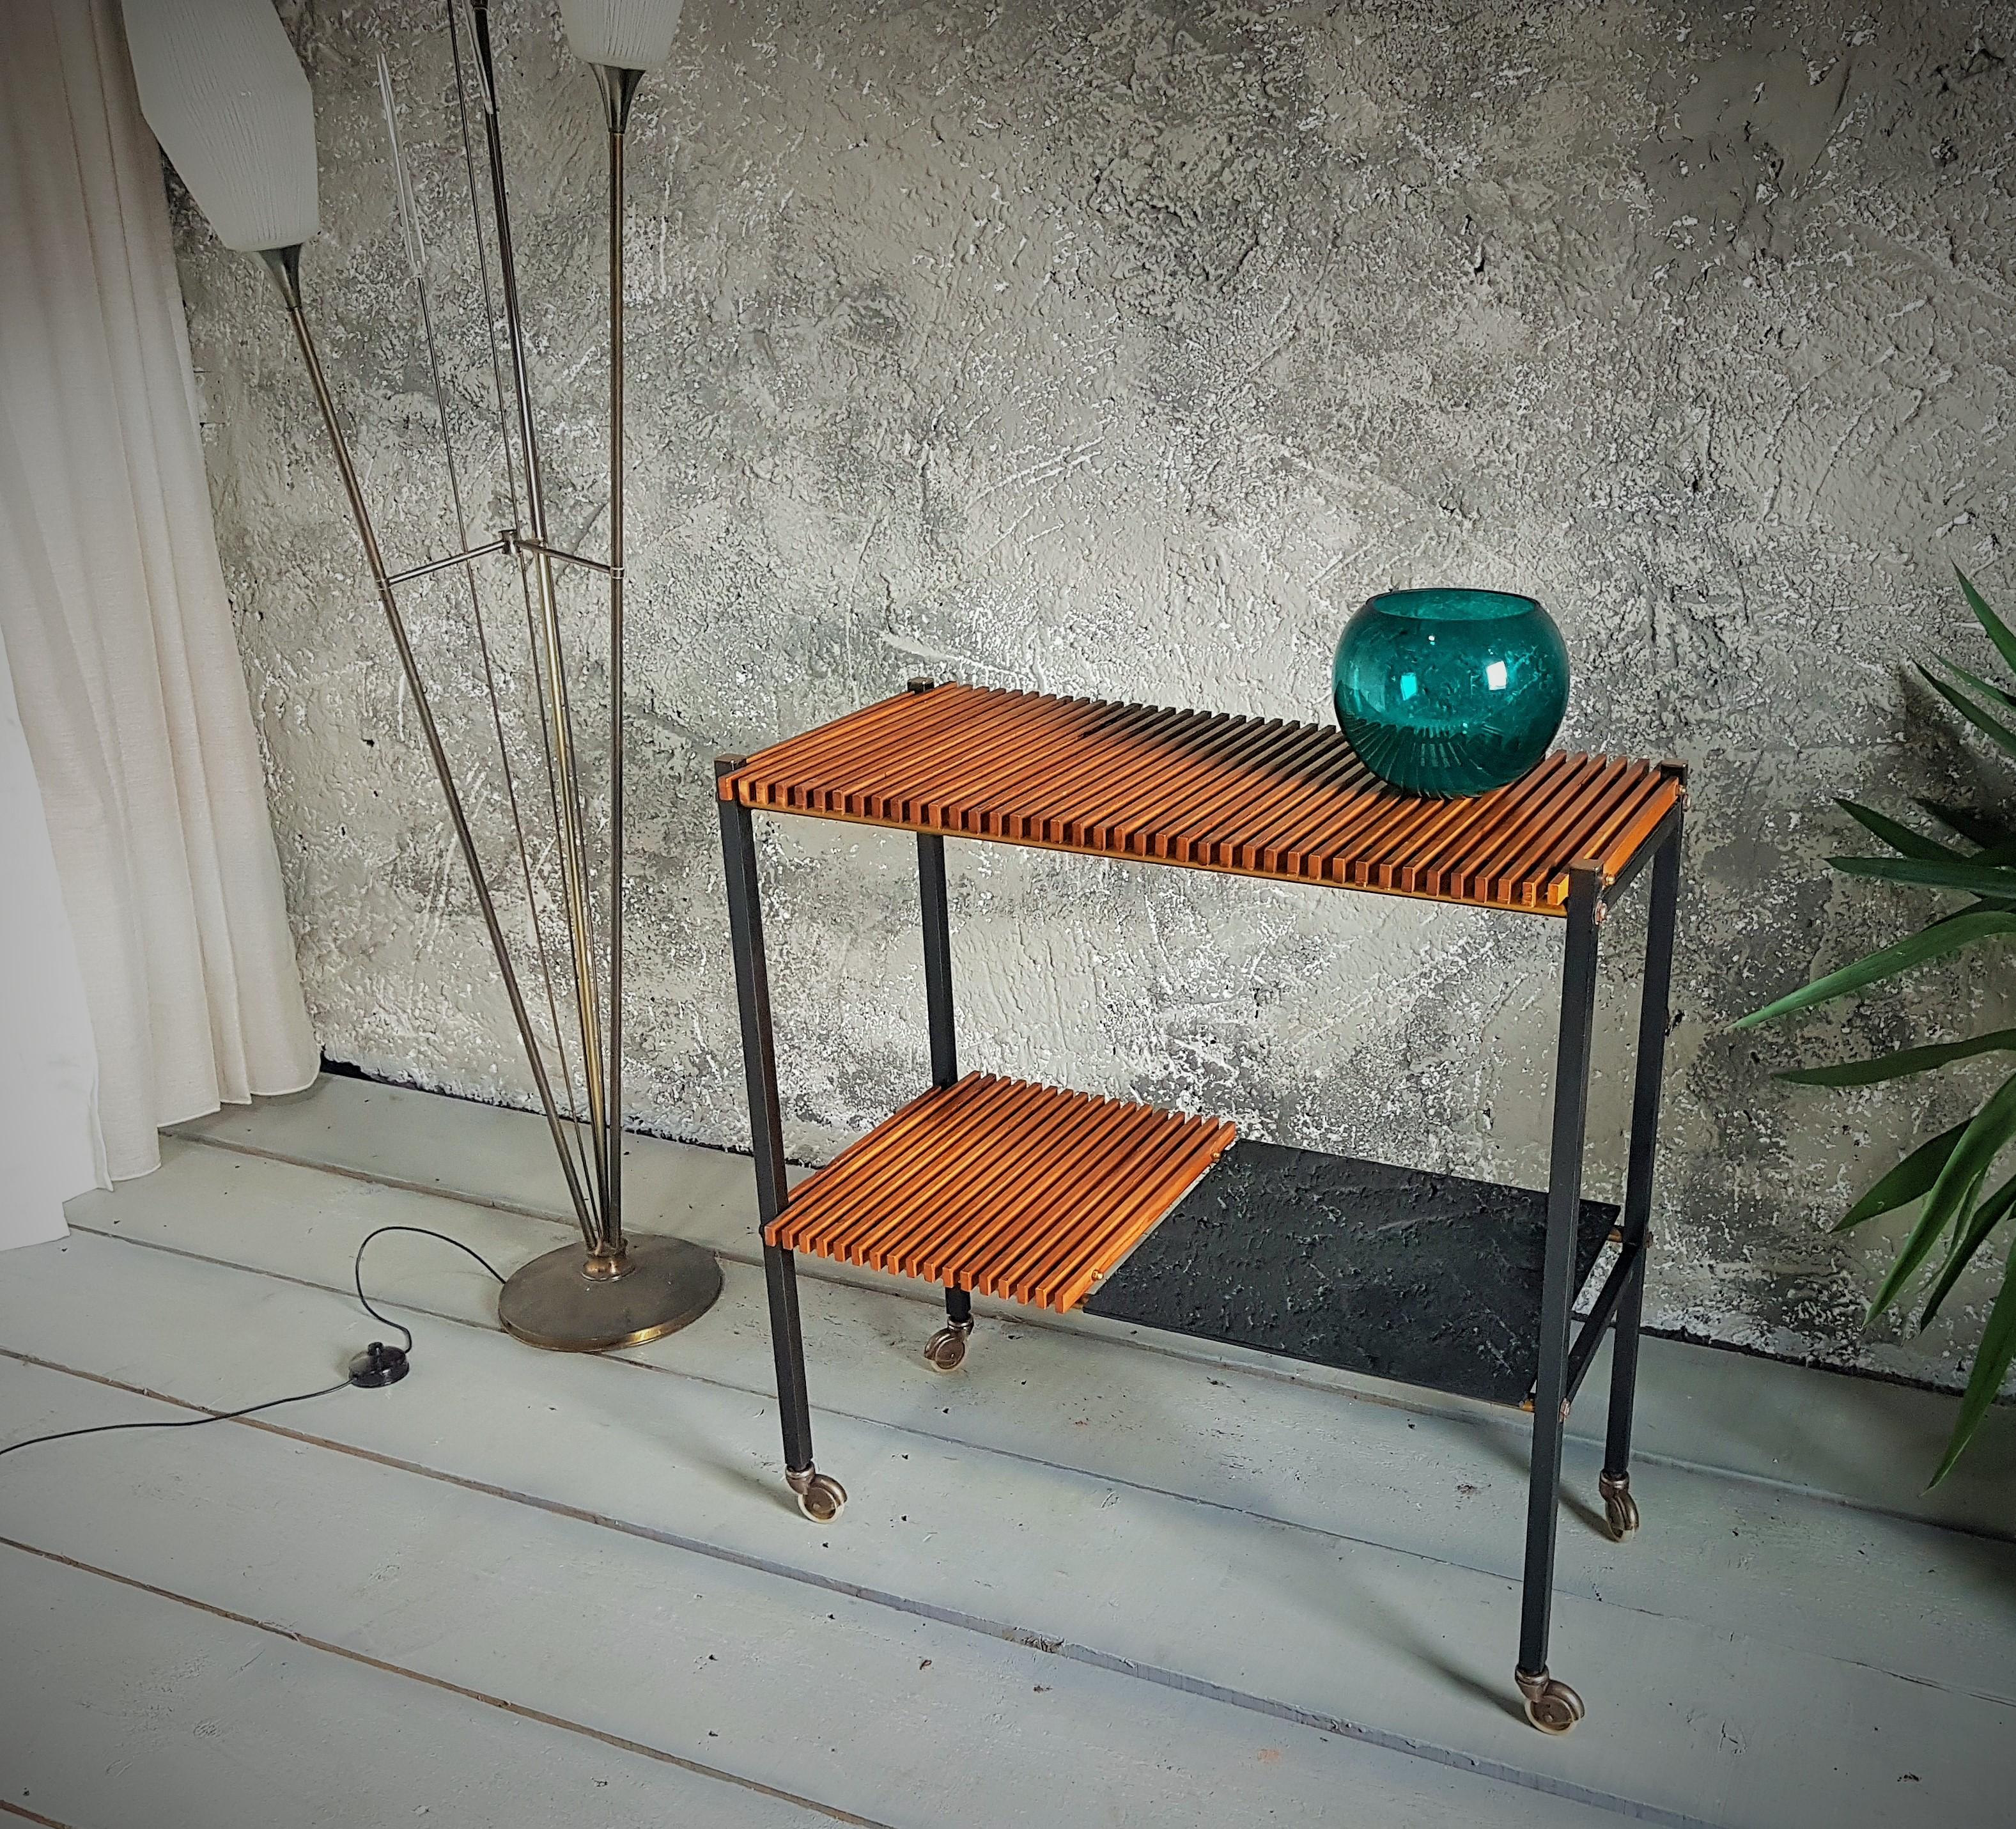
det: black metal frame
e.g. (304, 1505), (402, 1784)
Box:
(1517, 801), (1684, 1698)
(717, 759), (816, 1481)
(716, 729), (1686, 1726)
(919, 813), (970, 1337)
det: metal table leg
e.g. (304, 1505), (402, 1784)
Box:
(1516, 860), (1602, 1734)
(718, 761), (846, 1524)
(1602, 809), (1684, 1541)
(915, 820), (975, 1373)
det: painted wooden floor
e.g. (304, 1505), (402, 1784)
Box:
(1, 1077), (2012, 1828)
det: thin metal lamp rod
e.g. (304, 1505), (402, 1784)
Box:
(261, 247), (598, 1249)
(596, 65), (643, 1252)
(377, 48), (601, 1213)
(445, 0), (598, 1193)
(502, 533), (614, 575)
(384, 536), (510, 588)
(469, 0), (613, 1247)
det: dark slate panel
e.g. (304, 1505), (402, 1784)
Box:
(1083, 1140), (1617, 1407)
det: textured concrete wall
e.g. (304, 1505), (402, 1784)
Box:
(174, 1), (2015, 1387)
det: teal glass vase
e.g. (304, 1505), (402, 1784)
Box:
(1331, 587), (1570, 798)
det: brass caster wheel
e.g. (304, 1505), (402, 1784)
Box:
(1599, 1470), (1640, 1541)
(924, 1320), (972, 1373)
(1516, 1668), (1585, 1735)
(786, 1468), (847, 1524)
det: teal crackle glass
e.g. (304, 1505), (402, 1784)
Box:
(1331, 588), (1570, 798)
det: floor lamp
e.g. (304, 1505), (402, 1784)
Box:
(123, 0), (722, 1350)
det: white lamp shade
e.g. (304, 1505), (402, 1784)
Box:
(121, 0), (318, 253)
(559, 0), (685, 70)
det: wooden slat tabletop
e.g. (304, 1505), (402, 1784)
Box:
(720, 683), (1682, 914)
(767, 1073), (1237, 1312)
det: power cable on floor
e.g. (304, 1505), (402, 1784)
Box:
(0, 1226), (506, 1460)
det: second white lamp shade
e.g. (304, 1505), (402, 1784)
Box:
(559, 0), (685, 70)
(121, 0), (318, 254)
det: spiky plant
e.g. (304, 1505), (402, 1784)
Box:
(1739, 570), (2016, 1483)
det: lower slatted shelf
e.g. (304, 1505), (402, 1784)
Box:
(767, 1074), (1238, 1312)
(773, 1080), (1615, 1400)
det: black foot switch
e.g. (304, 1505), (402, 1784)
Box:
(348, 1341), (410, 1389)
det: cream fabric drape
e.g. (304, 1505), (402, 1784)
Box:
(0, 0), (318, 1210)
(0, 613), (102, 1250)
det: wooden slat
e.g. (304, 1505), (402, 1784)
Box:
(768, 1075), (1238, 1312)
(1592, 770), (1686, 882)
(721, 683), (1683, 914)
(1452, 754), (1593, 905)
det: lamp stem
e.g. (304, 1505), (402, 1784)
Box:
(470, 1), (613, 1251)
(603, 89), (632, 1252)
(261, 246), (598, 1250)
(591, 63), (643, 1252)
(596, 97), (621, 1258)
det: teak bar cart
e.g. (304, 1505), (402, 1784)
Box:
(716, 678), (1686, 1734)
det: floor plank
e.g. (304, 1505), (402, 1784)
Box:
(5, 1217), (2011, 1826)
(0, 1359), (1616, 1829)
(0, 1545), (833, 1829)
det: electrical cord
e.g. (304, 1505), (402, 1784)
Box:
(0, 1379), (353, 1461)
(0, 1226), (507, 1461)
(351, 1224), (508, 1354)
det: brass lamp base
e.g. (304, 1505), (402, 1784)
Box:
(498, 1234), (722, 1352)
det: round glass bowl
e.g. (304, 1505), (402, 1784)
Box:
(1331, 587), (1570, 798)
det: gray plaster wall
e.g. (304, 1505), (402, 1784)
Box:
(173, 0), (2015, 1389)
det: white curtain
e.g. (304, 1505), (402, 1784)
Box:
(0, 0), (318, 1231)
(0, 616), (102, 1250)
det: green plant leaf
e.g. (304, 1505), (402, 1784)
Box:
(1918, 1171), (2016, 1326)
(1735, 911), (2016, 1028)
(1836, 1119), (1972, 1231)
(1932, 653), (2016, 715)
(1780, 1029), (2016, 1087)
(1829, 855), (2016, 900)
(1869, 1071), (2016, 1321)
(1956, 567), (2016, 683)
(1918, 663), (2016, 761)
(1912, 799), (2015, 850)
(1836, 800), (1957, 861)
(1871, 1172), (1983, 1323)
(1928, 1233), (2016, 1487)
